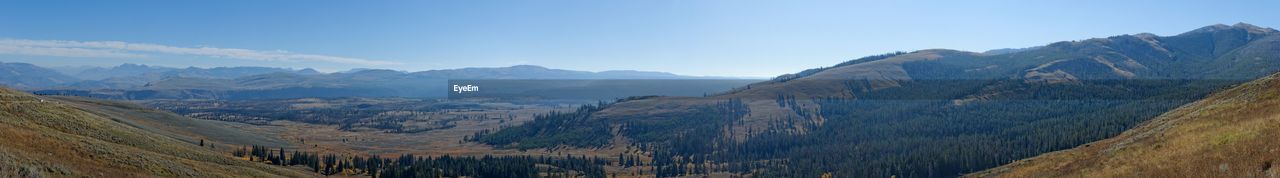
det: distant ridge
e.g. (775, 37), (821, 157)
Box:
(0, 63), (752, 99)
(0, 62), (80, 89)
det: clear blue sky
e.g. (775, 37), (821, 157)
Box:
(1, 0), (1276, 77)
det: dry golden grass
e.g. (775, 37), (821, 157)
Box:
(0, 87), (317, 177)
(969, 73), (1280, 177)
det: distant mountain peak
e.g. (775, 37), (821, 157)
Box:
(914, 48), (967, 54)
(1232, 22), (1264, 29)
(1184, 22), (1277, 35)
(339, 68), (375, 73)
(350, 69), (405, 74)
(1132, 32), (1158, 38)
(0, 61), (80, 89)
(1191, 24), (1235, 34)
(298, 68), (320, 74)
(599, 69), (660, 73)
(508, 65), (550, 70)
(983, 46), (1045, 55)
(1232, 22), (1279, 33)
(117, 63), (149, 68)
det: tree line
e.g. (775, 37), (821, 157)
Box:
(231, 145), (607, 177)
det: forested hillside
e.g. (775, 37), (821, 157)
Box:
(477, 23), (1280, 177)
(972, 72), (1280, 177)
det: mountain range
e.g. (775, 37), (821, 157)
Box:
(0, 63), (746, 99)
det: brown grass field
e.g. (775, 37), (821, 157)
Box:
(0, 87), (318, 177)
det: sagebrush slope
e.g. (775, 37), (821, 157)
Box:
(0, 87), (312, 177)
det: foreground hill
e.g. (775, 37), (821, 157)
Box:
(970, 72), (1280, 177)
(0, 87), (310, 177)
(476, 23), (1280, 177)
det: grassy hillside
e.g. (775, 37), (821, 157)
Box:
(47, 95), (292, 148)
(970, 72), (1280, 177)
(0, 87), (313, 177)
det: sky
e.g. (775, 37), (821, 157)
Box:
(1, 0), (1277, 78)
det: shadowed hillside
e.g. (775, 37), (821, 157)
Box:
(0, 87), (313, 177)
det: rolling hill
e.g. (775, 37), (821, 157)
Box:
(970, 72), (1280, 177)
(475, 23), (1280, 177)
(0, 86), (310, 177)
